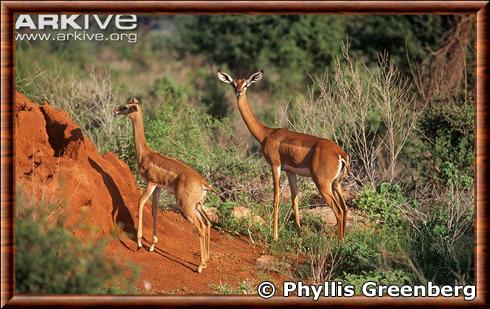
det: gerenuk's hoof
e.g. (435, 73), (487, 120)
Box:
(197, 264), (207, 273)
(149, 236), (157, 252)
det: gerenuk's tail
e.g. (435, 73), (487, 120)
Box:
(338, 152), (350, 179)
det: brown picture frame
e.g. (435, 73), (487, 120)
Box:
(1, 1), (488, 307)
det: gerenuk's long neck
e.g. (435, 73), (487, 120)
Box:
(130, 112), (151, 164)
(237, 94), (270, 143)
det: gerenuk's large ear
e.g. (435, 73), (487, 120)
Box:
(217, 70), (234, 84)
(245, 70), (263, 86)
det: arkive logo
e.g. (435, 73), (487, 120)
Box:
(16, 14), (138, 30)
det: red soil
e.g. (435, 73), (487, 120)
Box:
(14, 92), (284, 294)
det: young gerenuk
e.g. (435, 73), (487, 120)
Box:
(113, 97), (212, 273)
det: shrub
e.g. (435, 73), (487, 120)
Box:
(15, 192), (138, 294)
(282, 47), (418, 184)
(299, 232), (343, 284)
(149, 76), (188, 107)
(214, 200), (252, 236)
(16, 67), (133, 156)
(407, 185), (474, 284)
(194, 70), (230, 118)
(417, 94), (474, 188)
(296, 223), (414, 285)
(210, 280), (255, 295)
(340, 270), (413, 294)
(337, 228), (384, 273)
(174, 15), (345, 87)
(353, 183), (408, 227)
(146, 76), (233, 171)
(401, 92), (475, 285)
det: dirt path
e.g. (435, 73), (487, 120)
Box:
(108, 211), (283, 294)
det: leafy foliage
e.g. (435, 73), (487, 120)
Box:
(346, 16), (455, 72)
(409, 185), (474, 284)
(210, 280), (255, 295)
(175, 15), (459, 82)
(15, 193), (138, 294)
(341, 270), (413, 294)
(418, 94), (474, 188)
(353, 183), (407, 227)
(174, 15), (345, 90)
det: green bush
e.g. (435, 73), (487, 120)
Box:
(145, 76), (232, 171)
(295, 224), (415, 284)
(346, 16), (455, 73)
(194, 70), (230, 118)
(145, 95), (242, 175)
(214, 201), (253, 236)
(15, 194), (138, 294)
(398, 94), (475, 285)
(408, 186), (474, 284)
(353, 183), (408, 227)
(149, 76), (188, 107)
(173, 15), (345, 93)
(337, 229), (384, 273)
(210, 280), (255, 295)
(418, 94), (474, 188)
(340, 270), (413, 294)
